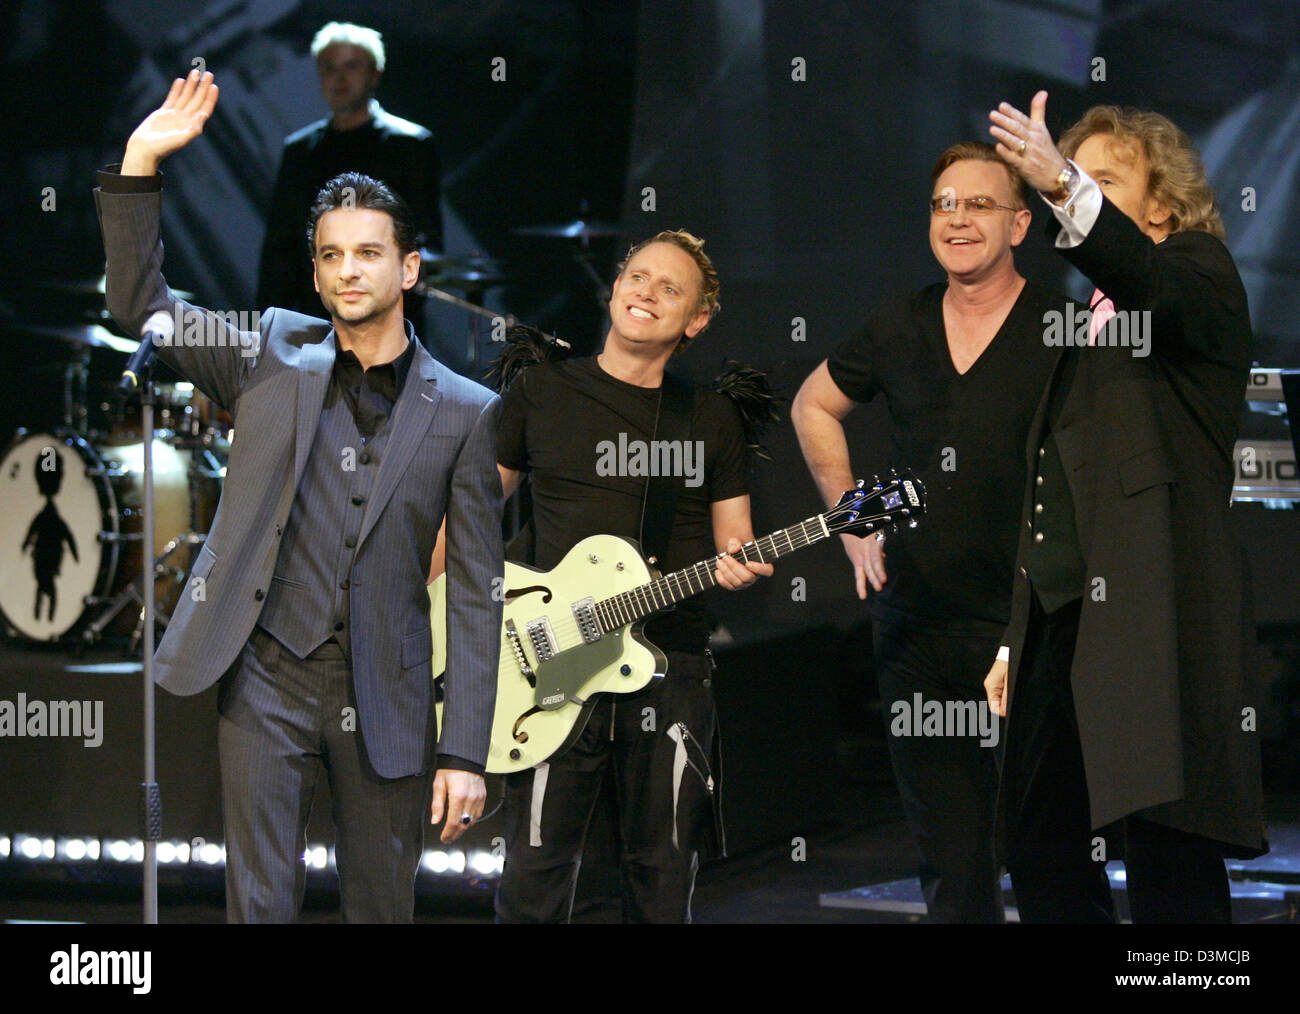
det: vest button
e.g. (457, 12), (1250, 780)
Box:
(360, 452), (371, 465)
(345, 537), (356, 548)
(254, 589), (264, 601)
(351, 494), (365, 506)
(340, 579), (350, 590)
(334, 622), (344, 632)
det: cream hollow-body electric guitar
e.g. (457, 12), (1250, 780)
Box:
(431, 474), (926, 774)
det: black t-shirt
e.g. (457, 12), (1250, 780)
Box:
(827, 280), (1064, 635)
(497, 357), (749, 652)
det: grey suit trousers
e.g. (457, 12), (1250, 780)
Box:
(217, 627), (429, 923)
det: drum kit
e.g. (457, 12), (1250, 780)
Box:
(0, 286), (228, 650)
(1, 209), (616, 649)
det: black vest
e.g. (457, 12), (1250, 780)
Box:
(257, 384), (396, 658)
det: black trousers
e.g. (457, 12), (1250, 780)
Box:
(872, 620), (1005, 923)
(217, 627), (429, 923)
(1004, 596), (1232, 923)
(495, 651), (720, 923)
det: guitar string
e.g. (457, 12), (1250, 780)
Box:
(519, 509), (891, 650)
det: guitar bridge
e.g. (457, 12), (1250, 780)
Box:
(504, 619), (535, 688)
(525, 617), (557, 662)
(571, 598), (601, 643)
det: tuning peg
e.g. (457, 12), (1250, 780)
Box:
(908, 520), (918, 528)
(855, 478), (865, 489)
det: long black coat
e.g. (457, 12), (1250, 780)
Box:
(1002, 198), (1266, 857)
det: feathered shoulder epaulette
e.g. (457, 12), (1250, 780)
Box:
(710, 361), (783, 462)
(486, 324), (571, 394)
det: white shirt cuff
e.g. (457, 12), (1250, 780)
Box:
(996, 645), (1010, 663)
(1042, 163), (1102, 248)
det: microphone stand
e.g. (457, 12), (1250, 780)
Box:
(125, 366), (162, 924)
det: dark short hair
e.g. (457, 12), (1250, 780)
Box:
(930, 140), (1029, 209)
(306, 172), (417, 257)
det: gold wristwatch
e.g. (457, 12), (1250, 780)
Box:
(1042, 160), (1080, 205)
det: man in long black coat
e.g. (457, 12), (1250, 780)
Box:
(983, 92), (1267, 923)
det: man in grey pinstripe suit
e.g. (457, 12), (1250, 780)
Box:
(95, 70), (503, 922)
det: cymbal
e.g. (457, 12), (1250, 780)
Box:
(512, 217), (622, 241)
(30, 277), (195, 302)
(429, 255), (505, 274)
(31, 278), (105, 296)
(13, 323), (138, 354)
(427, 267), (510, 291)
(419, 248), (453, 271)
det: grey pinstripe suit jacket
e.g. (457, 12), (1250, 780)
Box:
(94, 184), (503, 778)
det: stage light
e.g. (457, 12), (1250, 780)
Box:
(42, 838), (55, 859)
(0, 836), (10, 858)
(469, 851), (502, 876)
(448, 850), (465, 874)
(306, 846), (328, 870)
(157, 842), (176, 864)
(18, 835), (43, 860)
(422, 850), (449, 873)
(62, 839), (87, 861)
(198, 842), (224, 865)
(107, 839), (132, 862)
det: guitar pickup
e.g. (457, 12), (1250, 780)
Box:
(525, 617), (557, 662)
(571, 598), (601, 643)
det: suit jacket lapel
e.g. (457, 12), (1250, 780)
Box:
(294, 335), (336, 488)
(357, 345), (442, 548)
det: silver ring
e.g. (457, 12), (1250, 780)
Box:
(460, 813), (473, 825)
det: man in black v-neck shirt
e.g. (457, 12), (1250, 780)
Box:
(793, 142), (1063, 922)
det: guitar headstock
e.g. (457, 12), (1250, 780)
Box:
(823, 469), (927, 538)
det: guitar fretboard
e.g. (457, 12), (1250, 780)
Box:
(592, 516), (829, 633)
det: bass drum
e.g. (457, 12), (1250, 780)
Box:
(0, 429), (190, 642)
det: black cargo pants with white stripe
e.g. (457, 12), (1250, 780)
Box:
(495, 650), (722, 923)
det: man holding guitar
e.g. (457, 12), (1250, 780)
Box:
(492, 230), (771, 923)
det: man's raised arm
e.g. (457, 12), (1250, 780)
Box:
(94, 70), (262, 412)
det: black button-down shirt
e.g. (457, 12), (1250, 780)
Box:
(332, 336), (415, 439)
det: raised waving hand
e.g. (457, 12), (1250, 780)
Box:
(122, 69), (219, 176)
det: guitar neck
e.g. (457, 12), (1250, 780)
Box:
(593, 514), (832, 631)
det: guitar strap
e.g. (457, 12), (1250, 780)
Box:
(638, 371), (695, 566)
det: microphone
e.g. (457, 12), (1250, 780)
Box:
(118, 309), (174, 394)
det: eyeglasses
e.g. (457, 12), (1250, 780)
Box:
(929, 196), (1021, 215)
